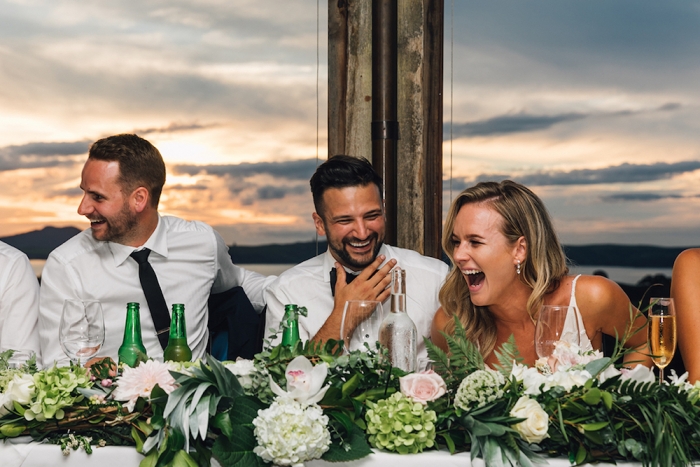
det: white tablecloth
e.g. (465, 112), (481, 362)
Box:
(0, 437), (643, 467)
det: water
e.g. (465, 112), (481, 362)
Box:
(568, 265), (672, 285)
(29, 259), (670, 285)
(379, 312), (417, 372)
(29, 260), (293, 278)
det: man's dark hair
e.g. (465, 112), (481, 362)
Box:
(310, 155), (383, 215)
(88, 134), (166, 208)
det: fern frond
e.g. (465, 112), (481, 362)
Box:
(493, 335), (523, 377)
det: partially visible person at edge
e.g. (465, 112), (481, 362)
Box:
(671, 249), (700, 383)
(0, 240), (41, 359)
(264, 155), (448, 367)
(431, 180), (650, 368)
(39, 134), (273, 367)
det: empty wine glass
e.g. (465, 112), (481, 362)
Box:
(535, 305), (581, 360)
(340, 300), (383, 353)
(59, 299), (105, 364)
(647, 297), (676, 384)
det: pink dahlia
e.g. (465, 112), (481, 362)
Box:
(112, 360), (178, 412)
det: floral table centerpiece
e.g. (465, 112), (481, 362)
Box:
(2, 317), (700, 467)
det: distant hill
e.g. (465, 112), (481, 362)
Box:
(564, 244), (692, 269)
(1, 226), (695, 270)
(229, 241), (328, 264)
(0, 226), (83, 259)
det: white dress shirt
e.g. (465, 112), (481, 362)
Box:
(39, 215), (274, 367)
(0, 241), (41, 357)
(264, 244), (448, 365)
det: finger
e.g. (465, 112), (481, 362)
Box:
(357, 255), (387, 280)
(376, 286), (392, 303)
(368, 258), (397, 287)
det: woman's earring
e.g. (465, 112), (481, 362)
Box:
(516, 260), (521, 275)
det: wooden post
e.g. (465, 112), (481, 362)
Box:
(328, 0), (444, 259)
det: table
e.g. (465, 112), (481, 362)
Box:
(1, 437), (643, 467)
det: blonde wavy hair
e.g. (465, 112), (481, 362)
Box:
(440, 180), (569, 358)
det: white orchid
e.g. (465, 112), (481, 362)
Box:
(270, 355), (330, 405)
(619, 365), (656, 385)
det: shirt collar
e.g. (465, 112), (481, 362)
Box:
(110, 215), (168, 267)
(322, 243), (392, 283)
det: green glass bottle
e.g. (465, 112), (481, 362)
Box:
(163, 303), (192, 362)
(118, 302), (148, 368)
(281, 304), (301, 347)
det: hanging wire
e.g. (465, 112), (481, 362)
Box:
(449, 0), (454, 202)
(315, 0), (320, 256)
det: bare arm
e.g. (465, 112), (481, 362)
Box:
(576, 275), (651, 367)
(671, 249), (700, 383)
(311, 255), (396, 345)
(430, 307), (452, 353)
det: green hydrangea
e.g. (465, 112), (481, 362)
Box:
(365, 392), (437, 454)
(24, 365), (91, 422)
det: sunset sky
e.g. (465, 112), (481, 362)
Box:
(1, 0), (700, 247)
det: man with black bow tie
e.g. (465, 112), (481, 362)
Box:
(38, 134), (272, 367)
(264, 155), (447, 365)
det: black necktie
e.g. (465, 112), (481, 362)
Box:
(130, 248), (170, 349)
(329, 268), (358, 296)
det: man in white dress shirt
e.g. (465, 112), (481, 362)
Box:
(39, 134), (271, 367)
(264, 155), (448, 364)
(0, 241), (41, 358)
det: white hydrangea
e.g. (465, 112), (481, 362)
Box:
(253, 398), (331, 466)
(454, 369), (505, 411)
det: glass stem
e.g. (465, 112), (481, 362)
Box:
(659, 367), (664, 385)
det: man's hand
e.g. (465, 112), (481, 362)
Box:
(333, 255), (396, 315)
(311, 255), (397, 345)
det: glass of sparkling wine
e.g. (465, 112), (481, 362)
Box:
(647, 297), (677, 384)
(59, 299), (105, 364)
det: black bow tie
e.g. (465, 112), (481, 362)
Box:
(329, 268), (358, 296)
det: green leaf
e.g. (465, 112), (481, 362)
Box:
(139, 449), (159, 467)
(601, 391), (613, 410)
(229, 396), (266, 426)
(0, 423), (26, 437)
(493, 335), (524, 377)
(132, 426), (146, 453)
(440, 432), (456, 454)
(211, 429), (266, 467)
(322, 424), (372, 462)
(581, 421), (609, 432)
(582, 388), (602, 406)
(342, 373), (361, 398)
(585, 357), (611, 377)
(171, 450), (199, 467)
(212, 412), (234, 440)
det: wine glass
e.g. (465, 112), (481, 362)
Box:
(535, 305), (581, 360)
(647, 297), (676, 384)
(59, 299), (105, 364)
(340, 300), (383, 353)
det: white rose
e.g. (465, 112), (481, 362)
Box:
(511, 363), (548, 396)
(620, 365), (655, 385)
(510, 396), (549, 444)
(550, 369), (591, 391)
(5, 373), (35, 405)
(224, 359), (257, 388)
(597, 365), (621, 383)
(0, 392), (10, 417)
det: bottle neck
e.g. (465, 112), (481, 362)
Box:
(169, 308), (187, 339)
(391, 292), (406, 313)
(123, 308), (144, 344)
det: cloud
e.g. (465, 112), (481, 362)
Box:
(517, 161), (700, 186)
(132, 122), (219, 135)
(173, 158), (318, 181)
(0, 140), (90, 171)
(449, 112), (586, 138)
(602, 192), (699, 202)
(447, 103), (682, 139)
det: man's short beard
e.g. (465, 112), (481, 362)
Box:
(328, 232), (384, 270)
(92, 203), (139, 244)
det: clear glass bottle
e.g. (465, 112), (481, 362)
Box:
(118, 302), (148, 367)
(379, 268), (417, 372)
(163, 303), (192, 362)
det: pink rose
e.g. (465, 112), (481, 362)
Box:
(399, 370), (447, 404)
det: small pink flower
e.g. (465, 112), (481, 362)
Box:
(399, 369), (447, 404)
(101, 379), (113, 388)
